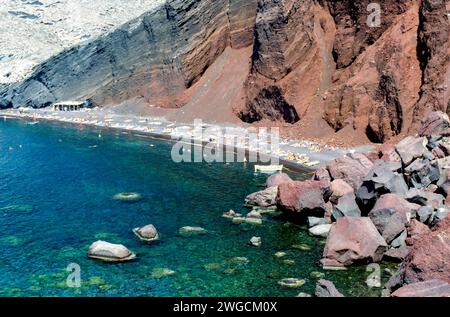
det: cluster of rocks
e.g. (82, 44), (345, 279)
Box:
(88, 223), (160, 263)
(246, 112), (450, 297)
(88, 223), (209, 263)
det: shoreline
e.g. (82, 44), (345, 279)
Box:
(0, 108), (374, 173)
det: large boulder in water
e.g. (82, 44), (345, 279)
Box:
(266, 173), (292, 188)
(322, 217), (387, 266)
(276, 180), (329, 214)
(245, 186), (278, 207)
(391, 280), (450, 297)
(387, 215), (450, 289)
(88, 241), (136, 262)
(133, 224), (159, 242)
(327, 154), (373, 191)
(418, 111), (450, 138)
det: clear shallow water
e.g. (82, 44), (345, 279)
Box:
(0, 118), (396, 297)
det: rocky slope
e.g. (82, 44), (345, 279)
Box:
(0, 0), (449, 145)
(0, 0), (165, 84)
(244, 111), (450, 296)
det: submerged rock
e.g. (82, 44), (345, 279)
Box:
(322, 217), (387, 266)
(278, 278), (306, 288)
(252, 205), (280, 216)
(310, 271), (325, 279)
(178, 226), (208, 237)
(315, 279), (344, 297)
(249, 236), (262, 247)
(246, 210), (262, 219)
(204, 263), (222, 271)
(291, 244), (311, 251)
(0, 204), (33, 213)
(151, 268), (176, 279)
(229, 257), (250, 265)
(222, 210), (241, 219)
(231, 217), (247, 224)
(274, 251), (287, 258)
(245, 186), (278, 207)
(282, 259), (296, 266)
(113, 192), (142, 202)
(87, 241), (136, 262)
(133, 224), (159, 242)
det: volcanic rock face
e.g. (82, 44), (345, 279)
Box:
(0, 0), (258, 109)
(237, 0), (317, 124)
(1, 0), (449, 144)
(412, 0), (450, 126)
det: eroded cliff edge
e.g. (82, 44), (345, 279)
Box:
(1, 0), (449, 145)
(0, 0), (258, 110)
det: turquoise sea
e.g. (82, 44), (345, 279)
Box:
(0, 118), (396, 297)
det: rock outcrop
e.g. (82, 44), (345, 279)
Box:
(1, 0), (448, 145)
(0, 0), (258, 110)
(88, 240), (136, 262)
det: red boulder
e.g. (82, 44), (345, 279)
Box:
(327, 154), (374, 191)
(322, 217), (387, 266)
(276, 180), (329, 214)
(389, 215), (450, 287)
